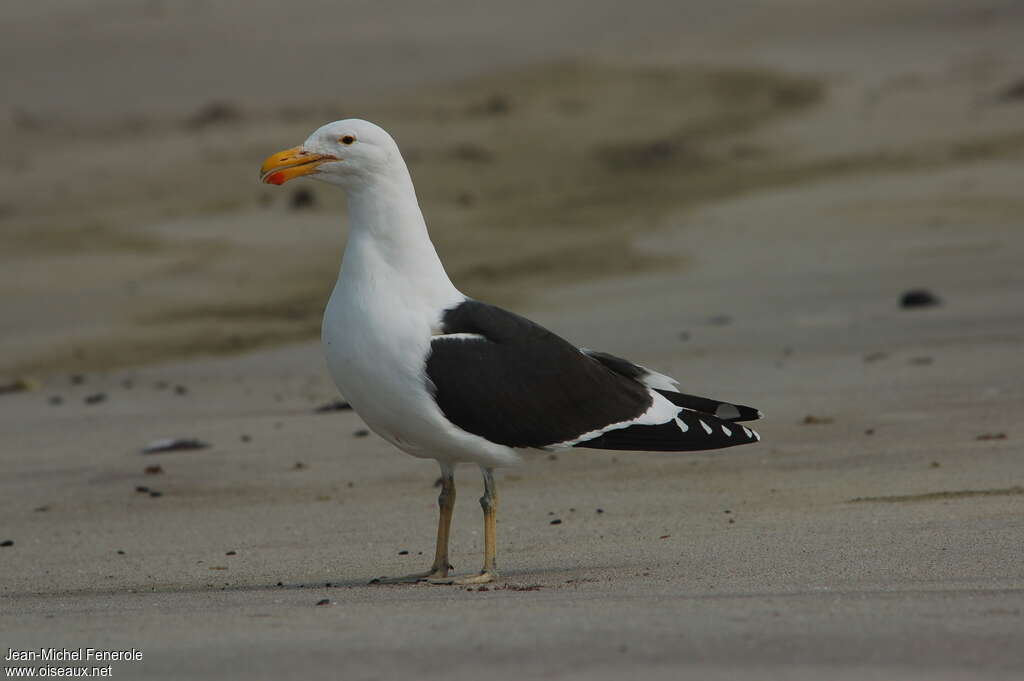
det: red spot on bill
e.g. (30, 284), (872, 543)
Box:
(267, 171), (286, 185)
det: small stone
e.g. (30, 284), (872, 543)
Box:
(315, 598), (331, 606)
(116, 550), (125, 555)
(226, 550), (237, 556)
(48, 396), (63, 405)
(976, 432), (1007, 441)
(292, 461), (307, 470)
(802, 415), (834, 425)
(900, 289), (941, 309)
(353, 429), (370, 438)
(289, 187), (317, 210)
(173, 385), (188, 395)
(142, 437), (209, 454)
(84, 392), (107, 405)
(70, 374), (85, 385)
(240, 434), (252, 443)
(135, 486), (150, 493)
(596, 508), (604, 514)
(314, 399), (352, 413)
(1, 540), (13, 547)
(398, 550), (409, 555)
(550, 519), (562, 525)
(929, 461), (941, 468)
(144, 465), (163, 475)
(149, 491), (163, 498)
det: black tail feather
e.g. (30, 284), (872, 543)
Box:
(575, 409), (760, 452)
(656, 390), (762, 423)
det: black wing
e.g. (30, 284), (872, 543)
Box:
(426, 301), (651, 448)
(426, 301), (761, 452)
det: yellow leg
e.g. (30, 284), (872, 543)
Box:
(370, 463), (455, 584)
(432, 467), (498, 585)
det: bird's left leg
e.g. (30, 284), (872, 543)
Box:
(432, 466), (498, 585)
(370, 462), (455, 584)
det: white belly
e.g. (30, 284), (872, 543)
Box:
(321, 281), (520, 467)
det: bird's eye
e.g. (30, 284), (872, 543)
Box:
(340, 135), (356, 145)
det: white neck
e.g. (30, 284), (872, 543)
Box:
(337, 167), (461, 308)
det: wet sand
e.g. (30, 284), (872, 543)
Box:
(2, 1), (1024, 679)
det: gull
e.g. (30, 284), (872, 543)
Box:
(260, 119), (762, 584)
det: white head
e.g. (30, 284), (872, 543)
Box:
(260, 119), (406, 190)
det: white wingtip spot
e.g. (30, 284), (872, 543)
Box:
(752, 429), (761, 441)
(675, 417), (689, 433)
(699, 419), (713, 435)
(742, 426), (753, 439)
(721, 425), (732, 437)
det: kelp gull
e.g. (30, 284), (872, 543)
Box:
(260, 119), (762, 585)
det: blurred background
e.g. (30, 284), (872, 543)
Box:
(2, 0), (1023, 376)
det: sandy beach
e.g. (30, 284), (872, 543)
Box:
(2, 1), (1024, 679)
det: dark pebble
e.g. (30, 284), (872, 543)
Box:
(116, 550), (125, 555)
(70, 374), (85, 385)
(315, 399), (352, 413)
(316, 598), (331, 606)
(707, 314), (733, 326)
(290, 187), (317, 210)
(241, 434), (252, 443)
(596, 508), (604, 514)
(48, 396), (63, 405)
(149, 491), (163, 498)
(997, 78), (1024, 102)
(142, 438), (209, 454)
(34, 505), (50, 512)
(84, 393), (107, 405)
(226, 550), (237, 556)
(865, 428), (875, 435)
(1, 540), (13, 547)
(277, 581), (284, 587)
(728, 518), (735, 524)
(398, 550), (409, 555)
(135, 486), (150, 493)
(292, 461), (307, 470)
(173, 385), (188, 395)
(144, 465), (163, 475)
(353, 429), (370, 438)
(550, 519), (562, 525)
(900, 289), (941, 309)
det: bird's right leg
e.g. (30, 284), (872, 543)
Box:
(369, 462), (455, 584)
